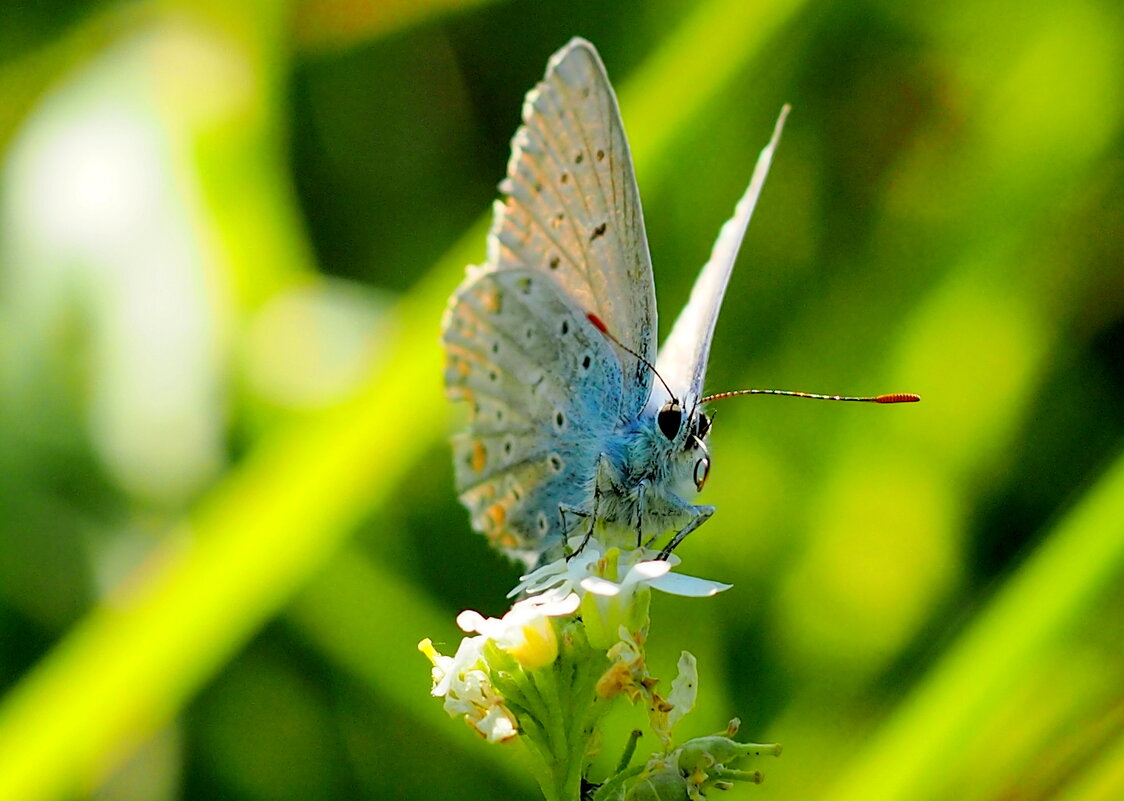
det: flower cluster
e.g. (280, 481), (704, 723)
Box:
(419, 536), (778, 800)
(419, 592), (579, 742)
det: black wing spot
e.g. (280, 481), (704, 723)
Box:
(590, 222), (607, 242)
(491, 341), (499, 354)
(517, 276), (533, 294)
(552, 212), (565, 229)
(596, 149), (605, 161)
(560, 171), (570, 184)
(560, 320), (569, 335)
(504, 439), (513, 455)
(554, 410), (565, 430)
(581, 354), (591, 369)
(489, 370), (498, 383)
(549, 256), (560, 270)
(574, 152), (584, 164)
(548, 454), (564, 472)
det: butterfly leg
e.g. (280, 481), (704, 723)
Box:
(656, 503), (715, 560)
(564, 454), (618, 559)
(633, 479), (650, 548)
(559, 505), (590, 558)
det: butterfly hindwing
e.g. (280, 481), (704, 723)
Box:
(443, 267), (624, 564)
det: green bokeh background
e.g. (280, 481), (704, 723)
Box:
(1, 1), (1123, 799)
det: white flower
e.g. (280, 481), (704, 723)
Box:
(456, 592), (580, 670)
(418, 636), (518, 743)
(508, 537), (732, 651)
(510, 536), (732, 602)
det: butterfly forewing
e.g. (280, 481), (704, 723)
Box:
(490, 37), (656, 417)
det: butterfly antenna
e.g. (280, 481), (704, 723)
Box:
(700, 389), (920, 404)
(587, 313), (677, 402)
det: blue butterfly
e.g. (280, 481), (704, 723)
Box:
(442, 38), (787, 568)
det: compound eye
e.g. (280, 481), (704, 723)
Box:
(693, 456), (711, 491)
(657, 402), (683, 440)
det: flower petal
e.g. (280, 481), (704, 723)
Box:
(647, 572), (733, 597)
(581, 575), (622, 596)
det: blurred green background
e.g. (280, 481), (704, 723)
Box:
(1, 0), (1123, 799)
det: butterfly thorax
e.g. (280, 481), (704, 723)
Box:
(587, 404), (713, 549)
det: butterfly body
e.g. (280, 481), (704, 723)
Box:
(442, 38), (786, 568)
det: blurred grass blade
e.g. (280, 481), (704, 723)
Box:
(0, 1), (811, 797)
(824, 447), (1124, 801)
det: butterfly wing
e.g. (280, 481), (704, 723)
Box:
(443, 39), (650, 566)
(490, 37), (656, 418)
(652, 107), (789, 410)
(444, 269), (625, 567)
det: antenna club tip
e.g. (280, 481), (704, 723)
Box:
(586, 313), (608, 334)
(874, 393), (921, 404)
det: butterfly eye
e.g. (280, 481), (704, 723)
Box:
(693, 456), (711, 491)
(657, 402), (683, 440)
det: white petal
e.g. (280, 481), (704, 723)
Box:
(581, 576), (622, 596)
(627, 559), (672, 584)
(456, 609), (490, 633)
(514, 591), (580, 617)
(647, 572), (733, 597)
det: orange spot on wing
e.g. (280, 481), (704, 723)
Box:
(480, 289), (502, 313)
(471, 440), (487, 473)
(494, 531), (519, 549)
(486, 503), (507, 528)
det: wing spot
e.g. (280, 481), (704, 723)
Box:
(582, 354), (591, 369)
(596, 149), (605, 161)
(548, 453), (564, 472)
(549, 256), (560, 270)
(590, 222), (607, 242)
(560, 171), (569, 184)
(482, 289), (503, 313)
(537, 512), (549, 533)
(485, 503), (506, 529)
(504, 438), (513, 455)
(574, 151), (584, 164)
(517, 276), (533, 294)
(552, 213), (565, 229)
(471, 440), (487, 473)
(554, 410), (566, 430)
(489, 369), (498, 382)
(581, 87), (590, 98)
(491, 341), (499, 354)
(560, 320), (569, 336)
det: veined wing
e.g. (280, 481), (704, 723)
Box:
(487, 37), (656, 420)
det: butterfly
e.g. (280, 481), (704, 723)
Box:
(442, 38), (911, 569)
